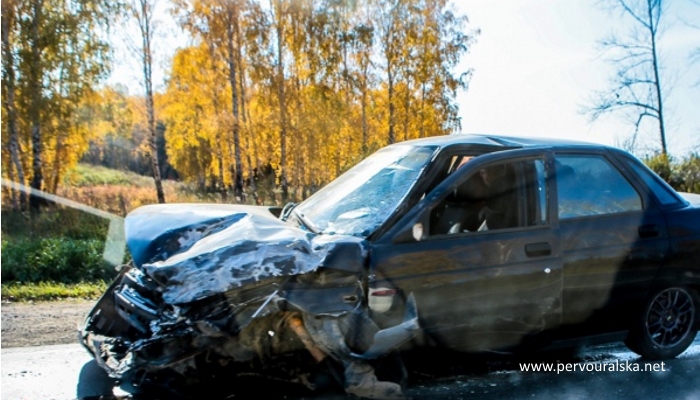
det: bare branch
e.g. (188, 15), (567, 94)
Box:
(617, 0), (651, 29)
(586, 0), (668, 154)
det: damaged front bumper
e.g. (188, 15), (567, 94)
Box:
(80, 264), (419, 397)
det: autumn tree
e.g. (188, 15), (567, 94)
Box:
(374, 0), (410, 145)
(1, 0), (26, 209)
(588, 0), (669, 155)
(161, 0), (475, 203)
(351, 17), (374, 153)
(80, 86), (158, 174)
(161, 45), (229, 189)
(1, 0), (118, 209)
(173, 0), (250, 200)
(125, 0), (166, 203)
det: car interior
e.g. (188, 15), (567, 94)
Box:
(429, 157), (545, 236)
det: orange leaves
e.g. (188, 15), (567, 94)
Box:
(157, 0), (474, 201)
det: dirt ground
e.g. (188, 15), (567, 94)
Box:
(1, 300), (94, 348)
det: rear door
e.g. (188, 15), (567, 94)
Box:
(554, 151), (669, 336)
(369, 149), (562, 352)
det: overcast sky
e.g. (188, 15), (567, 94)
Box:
(456, 0), (700, 156)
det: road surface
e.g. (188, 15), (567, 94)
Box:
(2, 338), (699, 399)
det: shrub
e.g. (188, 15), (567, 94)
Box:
(1, 238), (117, 284)
(643, 153), (700, 194)
(675, 154), (700, 194)
(1, 208), (110, 241)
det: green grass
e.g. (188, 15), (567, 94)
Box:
(1, 208), (110, 242)
(1, 237), (117, 283)
(1, 281), (109, 302)
(63, 163), (158, 188)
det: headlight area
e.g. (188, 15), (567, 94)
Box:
(81, 265), (415, 398)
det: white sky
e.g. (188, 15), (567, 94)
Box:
(456, 0), (700, 156)
(110, 0), (700, 157)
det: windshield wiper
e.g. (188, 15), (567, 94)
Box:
(293, 209), (319, 234)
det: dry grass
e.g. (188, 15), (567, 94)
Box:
(56, 183), (201, 216)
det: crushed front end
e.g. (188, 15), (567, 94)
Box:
(80, 204), (418, 398)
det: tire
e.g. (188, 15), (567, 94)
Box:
(625, 287), (699, 360)
(373, 352), (408, 391)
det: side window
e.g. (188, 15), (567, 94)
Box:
(556, 155), (642, 219)
(621, 156), (682, 207)
(428, 159), (547, 235)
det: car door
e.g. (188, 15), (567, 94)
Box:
(554, 151), (670, 337)
(369, 149), (562, 353)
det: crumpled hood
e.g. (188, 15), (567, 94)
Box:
(125, 204), (362, 305)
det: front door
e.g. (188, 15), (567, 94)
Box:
(370, 151), (562, 352)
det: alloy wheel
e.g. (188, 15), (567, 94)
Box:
(645, 288), (696, 348)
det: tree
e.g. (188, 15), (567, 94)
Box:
(159, 0), (475, 203)
(126, 0), (166, 203)
(173, 0), (247, 201)
(1, 0), (27, 209)
(374, 0), (411, 145)
(688, 0), (700, 85)
(2, 0), (118, 210)
(269, 0), (290, 198)
(588, 0), (669, 155)
(160, 44), (228, 190)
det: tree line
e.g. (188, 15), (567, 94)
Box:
(2, 0), (477, 208)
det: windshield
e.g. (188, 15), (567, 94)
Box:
(294, 145), (437, 237)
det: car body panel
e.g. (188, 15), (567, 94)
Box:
(80, 134), (700, 397)
(370, 148), (563, 352)
(552, 150), (671, 336)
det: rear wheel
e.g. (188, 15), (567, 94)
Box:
(625, 287), (699, 360)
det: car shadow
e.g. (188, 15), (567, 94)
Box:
(76, 360), (117, 399)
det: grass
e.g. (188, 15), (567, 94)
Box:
(1, 163), (287, 299)
(1, 281), (109, 302)
(56, 163), (211, 216)
(63, 163), (158, 188)
(1, 208), (110, 242)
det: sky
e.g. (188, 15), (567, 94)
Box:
(109, 0), (700, 157)
(455, 0), (700, 157)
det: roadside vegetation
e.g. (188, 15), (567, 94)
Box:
(1, 205), (113, 302)
(2, 165), (269, 301)
(644, 153), (700, 194)
(2, 156), (699, 302)
(2, 0), (696, 305)
(1, 281), (108, 302)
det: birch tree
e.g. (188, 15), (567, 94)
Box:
(588, 0), (669, 155)
(1, 0), (27, 209)
(1, 0), (117, 209)
(126, 0), (166, 203)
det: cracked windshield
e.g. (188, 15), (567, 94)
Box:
(295, 145), (435, 236)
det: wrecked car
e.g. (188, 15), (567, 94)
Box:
(81, 134), (700, 398)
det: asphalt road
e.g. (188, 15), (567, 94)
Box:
(2, 338), (699, 400)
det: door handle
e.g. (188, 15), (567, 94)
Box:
(525, 242), (551, 257)
(638, 224), (659, 238)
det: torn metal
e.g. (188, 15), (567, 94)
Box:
(81, 204), (418, 398)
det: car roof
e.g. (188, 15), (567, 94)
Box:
(399, 133), (606, 151)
